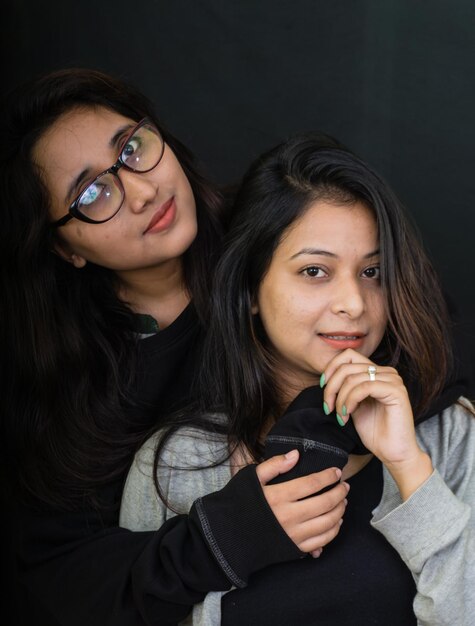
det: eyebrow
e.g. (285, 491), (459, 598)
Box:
(64, 123), (135, 205)
(109, 123), (135, 150)
(290, 247), (380, 260)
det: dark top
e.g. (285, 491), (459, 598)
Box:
(222, 457), (417, 625)
(5, 305), (301, 626)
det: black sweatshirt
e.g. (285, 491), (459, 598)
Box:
(5, 305), (301, 626)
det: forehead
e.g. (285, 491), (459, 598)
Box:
(33, 107), (136, 202)
(278, 199), (378, 252)
(33, 107), (136, 173)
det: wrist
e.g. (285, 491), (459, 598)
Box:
(385, 451), (433, 501)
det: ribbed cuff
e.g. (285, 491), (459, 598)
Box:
(265, 433), (347, 491)
(190, 464), (303, 587)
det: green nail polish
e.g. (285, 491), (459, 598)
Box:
(323, 401), (330, 415)
(342, 405), (347, 416)
(336, 413), (345, 427)
(319, 372), (326, 388)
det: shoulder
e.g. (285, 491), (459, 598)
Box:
(132, 417), (229, 479)
(120, 416), (231, 529)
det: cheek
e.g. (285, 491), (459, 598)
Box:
(258, 296), (310, 355)
(371, 293), (388, 339)
(258, 277), (320, 326)
(256, 288), (286, 342)
(61, 225), (124, 265)
(161, 148), (192, 190)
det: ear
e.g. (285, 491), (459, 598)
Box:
(53, 239), (87, 269)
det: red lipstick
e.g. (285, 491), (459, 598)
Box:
(144, 197), (176, 234)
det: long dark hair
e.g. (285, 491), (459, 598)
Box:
(196, 131), (453, 462)
(0, 69), (223, 510)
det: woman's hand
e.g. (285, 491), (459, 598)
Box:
(321, 349), (433, 500)
(256, 450), (349, 556)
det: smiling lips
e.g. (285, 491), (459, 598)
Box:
(318, 332), (366, 350)
(144, 197), (176, 234)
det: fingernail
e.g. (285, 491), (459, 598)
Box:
(312, 548), (323, 558)
(323, 401), (330, 415)
(344, 482), (350, 492)
(336, 413), (345, 427)
(319, 372), (326, 388)
(342, 405), (347, 416)
(335, 468), (342, 479)
(284, 449), (299, 462)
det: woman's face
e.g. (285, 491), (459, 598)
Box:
(255, 199), (387, 396)
(33, 107), (197, 276)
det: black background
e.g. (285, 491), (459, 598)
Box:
(3, 0), (474, 396)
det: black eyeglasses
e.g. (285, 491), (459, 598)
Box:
(52, 118), (165, 227)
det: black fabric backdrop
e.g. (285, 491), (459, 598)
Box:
(3, 0), (474, 395)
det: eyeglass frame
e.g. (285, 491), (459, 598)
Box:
(52, 118), (165, 227)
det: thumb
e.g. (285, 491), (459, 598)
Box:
(255, 449), (299, 485)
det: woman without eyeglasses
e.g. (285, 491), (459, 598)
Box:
(121, 132), (475, 625)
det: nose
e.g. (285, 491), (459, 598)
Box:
(330, 274), (365, 318)
(118, 168), (158, 213)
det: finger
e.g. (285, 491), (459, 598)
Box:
(320, 349), (372, 389)
(299, 518), (344, 553)
(323, 359), (375, 413)
(341, 379), (404, 420)
(295, 495), (348, 549)
(276, 480), (349, 525)
(285, 495), (347, 547)
(324, 362), (395, 414)
(265, 467), (343, 504)
(334, 370), (401, 423)
(255, 449), (299, 485)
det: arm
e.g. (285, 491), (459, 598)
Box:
(321, 349), (475, 624)
(371, 402), (475, 626)
(15, 434), (345, 626)
(120, 425), (347, 626)
(121, 425), (348, 573)
(15, 461), (300, 626)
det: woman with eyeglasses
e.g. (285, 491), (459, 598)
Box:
(121, 132), (475, 625)
(0, 70), (350, 625)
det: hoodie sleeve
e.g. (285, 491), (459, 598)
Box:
(264, 386), (368, 489)
(371, 401), (475, 626)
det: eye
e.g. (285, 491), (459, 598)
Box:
(79, 181), (106, 206)
(122, 136), (142, 159)
(362, 265), (380, 279)
(302, 266), (327, 278)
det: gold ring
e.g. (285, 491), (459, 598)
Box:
(368, 365), (377, 382)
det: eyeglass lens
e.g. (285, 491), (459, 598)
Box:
(75, 122), (163, 223)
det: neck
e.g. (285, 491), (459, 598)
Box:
(275, 368), (321, 410)
(116, 258), (190, 329)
